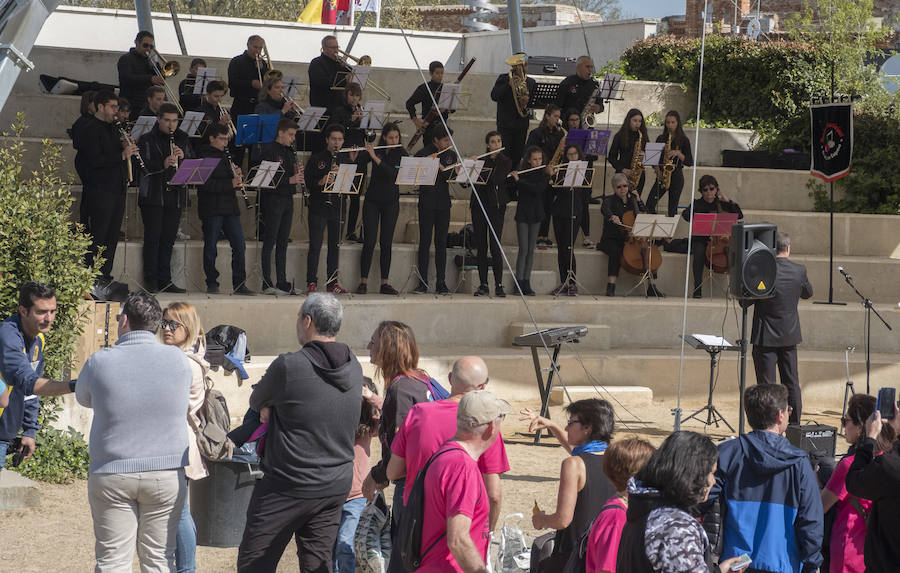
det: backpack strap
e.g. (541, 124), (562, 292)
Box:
(847, 495), (869, 520)
(418, 445), (464, 559)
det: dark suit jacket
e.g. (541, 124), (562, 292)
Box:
(747, 257), (813, 347)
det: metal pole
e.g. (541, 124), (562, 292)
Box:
(168, 1), (187, 56)
(507, 0), (524, 54)
(135, 0), (154, 35)
(739, 303), (749, 434)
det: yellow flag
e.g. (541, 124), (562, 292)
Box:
(298, 0), (324, 23)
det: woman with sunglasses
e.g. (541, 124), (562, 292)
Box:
(160, 302), (208, 573)
(520, 399), (617, 572)
(822, 395), (895, 573)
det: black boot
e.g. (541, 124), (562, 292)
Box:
(692, 285), (702, 299)
(606, 283), (616, 297)
(522, 280), (536, 296)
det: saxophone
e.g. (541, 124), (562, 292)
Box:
(581, 86), (600, 128)
(548, 124), (568, 168)
(659, 132), (676, 191)
(505, 53), (530, 118)
(627, 130), (643, 190)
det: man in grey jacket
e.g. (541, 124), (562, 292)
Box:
(76, 291), (192, 572)
(238, 292), (363, 573)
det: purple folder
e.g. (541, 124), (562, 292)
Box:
(170, 158), (221, 185)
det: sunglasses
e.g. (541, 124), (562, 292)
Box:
(702, 186), (717, 192)
(161, 319), (183, 332)
(566, 418), (582, 427)
(142, 43), (155, 48)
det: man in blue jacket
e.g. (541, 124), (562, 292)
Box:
(710, 384), (823, 573)
(0, 282), (77, 469)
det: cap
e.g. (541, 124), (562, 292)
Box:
(458, 390), (510, 426)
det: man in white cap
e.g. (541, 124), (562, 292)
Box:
(417, 390), (509, 573)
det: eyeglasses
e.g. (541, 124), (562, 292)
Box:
(702, 186), (717, 192)
(141, 43), (155, 48)
(566, 418), (582, 427)
(160, 319), (183, 332)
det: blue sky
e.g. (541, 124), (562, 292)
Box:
(624, 0), (684, 19)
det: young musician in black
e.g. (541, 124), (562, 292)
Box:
(471, 131), (512, 297)
(406, 61), (450, 148)
(117, 31), (161, 121)
(70, 90), (96, 227)
(197, 124), (253, 295)
(137, 103), (193, 293)
(200, 80), (232, 139)
(178, 57), (207, 113)
(680, 174), (742, 298)
(328, 82), (365, 241)
(565, 108), (595, 248)
(305, 123), (357, 294)
(355, 122), (406, 295)
(139, 85), (166, 117)
(81, 91), (137, 289)
(554, 56), (603, 119)
(550, 144), (589, 296)
(228, 35), (268, 164)
(526, 103), (565, 249)
(259, 119), (301, 295)
(308, 35), (351, 109)
(598, 173), (663, 298)
(413, 125), (458, 294)
(490, 55), (535, 166)
(510, 146), (548, 296)
(607, 108), (649, 197)
(254, 75), (301, 119)
(647, 110), (694, 217)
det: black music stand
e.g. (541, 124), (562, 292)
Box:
(680, 334), (739, 431)
(513, 326), (588, 445)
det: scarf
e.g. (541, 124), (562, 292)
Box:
(572, 440), (607, 456)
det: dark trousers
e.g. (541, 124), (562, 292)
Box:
(201, 215), (247, 288)
(752, 344), (802, 425)
(538, 185), (554, 237)
(471, 204), (506, 286)
(645, 169), (685, 217)
(360, 199), (400, 280)
(499, 125), (528, 166)
(553, 212), (582, 284)
(579, 191), (591, 237)
(691, 237), (710, 294)
(598, 238), (625, 277)
(140, 203), (182, 290)
(386, 478), (407, 573)
(260, 193), (293, 287)
(346, 194), (361, 238)
(417, 206), (451, 285)
(307, 210), (341, 285)
(85, 190), (126, 281)
(237, 478), (345, 573)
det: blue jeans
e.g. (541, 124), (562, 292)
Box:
(333, 497), (367, 573)
(201, 215), (247, 289)
(175, 479), (196, 573)
(0, 440), (8, 471)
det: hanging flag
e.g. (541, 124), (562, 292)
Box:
(298, 0), (323, 23)
(810, 102), (853, 182)
(321, 0), (339, 25)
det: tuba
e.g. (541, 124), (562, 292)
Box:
(505, 53), (530, 118)
(659, 132), (676, 191)
(627, 131), (643, 190)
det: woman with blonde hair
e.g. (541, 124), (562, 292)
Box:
(161, 301), (208, 573)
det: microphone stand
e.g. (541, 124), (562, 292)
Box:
(840, 269), (892, 393)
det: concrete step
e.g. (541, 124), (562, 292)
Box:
(549, 385), (652, 407)
(507, 321), (611, 350)
(0, 469), (40, 510)
(457, 269), (558, 296)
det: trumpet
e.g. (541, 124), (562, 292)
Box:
(218, 103), (237, 138)
(148, 48), (184, 115)
(335, 50), (391, 101)
(281, 89), (303, 115)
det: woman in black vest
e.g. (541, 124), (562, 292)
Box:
(471, 131), (512, 297)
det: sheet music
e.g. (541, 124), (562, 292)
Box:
(632, 214), (679, 238)
(692, 334), (732, 347)
(437, 83), (462, 110)
(585, 129), (611, 156)
(251, 160), (282, 188)
(396, 156), (439, 186)
(643, 142), (665, 166)
(130, 116), (156, 141)
(562, 160), (589, 187)
(192, 67), (216, 95)
(599, 72), (623, 100)
(351, 65), (371, 89)
(454, 159), (484, 183)
(181, 111), (206, 137)
(296, 107), (327, 132)
(326, 163), (358, 193)
(361, 101), (386, 130)
(283, 76), (303, 98)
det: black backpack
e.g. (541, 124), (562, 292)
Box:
(561, 502), (624, 573)
(396, 446), (458, 570)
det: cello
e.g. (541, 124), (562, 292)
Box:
(620, 193), (662, 276)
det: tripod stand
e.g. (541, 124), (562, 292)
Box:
(840, 345), (856, 434)
(839, 267), (892, 393)
(681, 334), (738, 431)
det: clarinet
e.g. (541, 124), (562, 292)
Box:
(224, 147), (252, 210)
(115, 121), (148, 174)
(169, 132), (179, 168)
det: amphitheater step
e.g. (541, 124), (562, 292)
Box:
(457, 269), (558, 296)
(0, 469), (40, 510)
(549, 385), (652, 408)
(507, 321), (611, 350)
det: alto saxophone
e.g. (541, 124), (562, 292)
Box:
(659, 132), (676, 191)
(627, 131), (643, 190)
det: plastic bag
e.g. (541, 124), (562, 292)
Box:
(495, 513), (530, 572)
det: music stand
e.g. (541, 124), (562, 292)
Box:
(170, 159), (220, 291)
(192, 67), (217, 95)
(437, 83), (468, 112)
(235, 114), (280, 147)
(361, 101), (387, 131)
(396, 156), (440, 186)
(282, 76), (303, 99)
(247, 160), (284, 189)
(626, 214), (679, 295)
(181, 111), (206, 138)
(131, 116), (156, 141)
(452, 159), (491, 184)
(296, 107), (329, 133)
(680, 334), (739, 431)
(598, 72), (626, 198)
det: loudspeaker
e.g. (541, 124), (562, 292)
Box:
(729, 222), (777, 299)
(786, 424), (837, 459)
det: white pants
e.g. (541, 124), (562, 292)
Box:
(87, 469), (186, 573)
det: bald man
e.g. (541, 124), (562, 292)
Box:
(555, 55), (602, 120)
(381, 356), (509, 531)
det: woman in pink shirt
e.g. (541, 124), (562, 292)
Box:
(586, 437), (655, 573)
(822, 394), (896, 573)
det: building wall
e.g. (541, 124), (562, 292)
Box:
(416, 3), (603, 34)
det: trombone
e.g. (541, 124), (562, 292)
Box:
(335, 49), (391, 101)
(148, 48), (184, 115)
(257, 42), (273, 84)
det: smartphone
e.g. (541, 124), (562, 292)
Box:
(876, 387), (896, 420)
(9, 436), (24, 468)
(730, 554), (752, 572)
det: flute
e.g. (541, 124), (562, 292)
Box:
(224, 147), (252, 210)
(507, 164), (547, 178)
(442, 147), (505, 171)
(339, 144), (403, 153)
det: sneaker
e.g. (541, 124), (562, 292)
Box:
(692, 287), (703, 299)
(355, 283), (368, 295)
(327, 283), (348, 295)
(159, 283), (187, 294)
(412, 282), (428, 294)
(306, 282), (317, 294)
(176, 229), (190, 240)
(551, 284), (566, 296)
(207, 285), (220, 294)
(521, 280), (536, 296)
(436, 282), (451, 295)
(276, 281), (293, 294)
(233, 285), (256, 296)
(567, 285), (578, 296)
(474, 284), (490, 297)
(263, 286), (289, 296)
(582, 239), (594, 248)
(494, 284), (506, 298)
(380, 284), (400, 295)
(646, 284), (665, 298)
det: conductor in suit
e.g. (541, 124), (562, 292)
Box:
(745, 231), (813, 425)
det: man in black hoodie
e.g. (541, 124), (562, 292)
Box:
(117, 31), (164, 121)
(238, 293), (362, 573)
